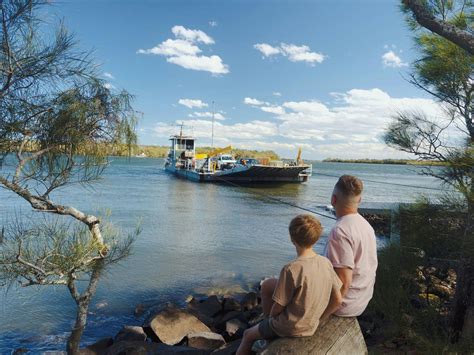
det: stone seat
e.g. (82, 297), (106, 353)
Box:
(258, 316), (367, 355)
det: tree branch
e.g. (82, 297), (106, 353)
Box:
(404, 0), (474, 54)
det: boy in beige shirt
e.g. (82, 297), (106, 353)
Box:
(236, 215), (343, 355)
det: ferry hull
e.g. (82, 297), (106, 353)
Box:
(165, 164), (311, 184)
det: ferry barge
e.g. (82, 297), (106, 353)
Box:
(164, 132), (312, 184)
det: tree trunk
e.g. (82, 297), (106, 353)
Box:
(450, 196), (474, 341)
(67, 299), (89, 354)
(450, 260), (474, 341)
(66, 263), (104, 354)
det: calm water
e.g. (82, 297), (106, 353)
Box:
(0, 158), (445, 352)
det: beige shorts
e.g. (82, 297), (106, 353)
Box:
(258, 318), (278, 339)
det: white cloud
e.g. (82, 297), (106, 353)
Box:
(382, 50), (408, 68)
(138, 39), (201, 56)
(243, 97), (268, 106)
(189, 111), (225, 120)
(103, 72), (114, 79)
(168, 55), (228, 74)
(138, 26), (229, 75)
(273, 92), (282, 97)
(104, 82), (116, 90)
(254, 42), (325, 65)
(280, 43), (325, 64)
(154, 88), (446, 159)
(154, 119), (278, 141)
(171, 25), (214, 44)
(209, 21), (218, 27)
(178, 99), (208, 109)
(254, 43), (281, 57)
(260, 106), (286, 115)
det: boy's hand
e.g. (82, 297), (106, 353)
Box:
(321, 287), (343, 320)
(269, 302), (285, 317)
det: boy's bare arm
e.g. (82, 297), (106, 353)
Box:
(321, 286), (343, 320)
(269, 301), (285, 317)
(334, 267), (353, 298)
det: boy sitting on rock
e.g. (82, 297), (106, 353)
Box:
(236, 214), (343, 355)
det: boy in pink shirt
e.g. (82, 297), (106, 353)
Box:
(325, 175), (378, 317)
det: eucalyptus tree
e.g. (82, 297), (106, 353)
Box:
(0, 0), (139, 352)
(386, 0), (473, 341)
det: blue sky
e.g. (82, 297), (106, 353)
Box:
(50, 0), (442, 159)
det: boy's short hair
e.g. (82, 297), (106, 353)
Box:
(289, 214), (323, 248)
(334, 175), (363, 197)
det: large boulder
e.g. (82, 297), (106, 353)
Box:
(104, 341), (208, 355)
(240, 292), (258, 311)
(225, 318), (248, 338)
(188, 295), (223, 318)
(211, 340), (241, 355)
(187, 332), (226, 350)
(82, 337), (113, 354)
(259, 316), (367, 355)
(115, 326), (147, 342)
(222, 297), (241, 312)
(148, 306), (211, 345)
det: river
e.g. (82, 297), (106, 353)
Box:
(0, 158), (445, 352)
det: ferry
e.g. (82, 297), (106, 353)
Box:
(164, 131), (312, 184)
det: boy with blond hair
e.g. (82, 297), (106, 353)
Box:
(236, 215), (343, 355)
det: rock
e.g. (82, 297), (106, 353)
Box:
(193, 284), (247, 297)
(84, 337), (113, 354)
(226, 318), (248, 337)
(222, 297), (241, 312)
(134, 303), (147, 318)
(215, 311), (247, 330)
(148, 306), (211, 345)
(105, 341), (208, 355)
(240, 292), (258, 311)
(12, 349), (29, 355)
(431, 282), (453, 299)
(185, 295), (194, 303)
(188, 295), (222, 318)
(420, 293), (441, 306)
(446, 268), (457, 284)
(187, 332), (226, 350)
(259, 316), (367, 355)
(114, 326), (147, 342)
(410, 294), (427, 309)
(211, 339), (241, 355)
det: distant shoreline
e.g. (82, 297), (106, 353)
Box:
(120, 145), (280, 160)
(322, 158), (446, 166)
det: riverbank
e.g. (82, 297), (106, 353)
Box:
(113, 144), (280, 160)
(323, 158), (446, 166)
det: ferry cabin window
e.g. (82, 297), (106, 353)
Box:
(174, 139), (194, 150)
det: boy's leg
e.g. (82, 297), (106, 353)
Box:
(261, 278), (278, 316)
(236, 323), (263, 355)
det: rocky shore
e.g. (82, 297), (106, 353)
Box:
(77, 285), (262, 354)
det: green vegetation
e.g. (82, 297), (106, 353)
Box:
(377, 0), (474, 346)
(365, 199), (473, 353)
(0, 1), (138, 352)
(323, 158), (447, 166)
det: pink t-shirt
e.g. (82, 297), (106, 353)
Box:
(325, 213), (378, 317)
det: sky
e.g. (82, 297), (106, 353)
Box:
(48, 0), (445, 160)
